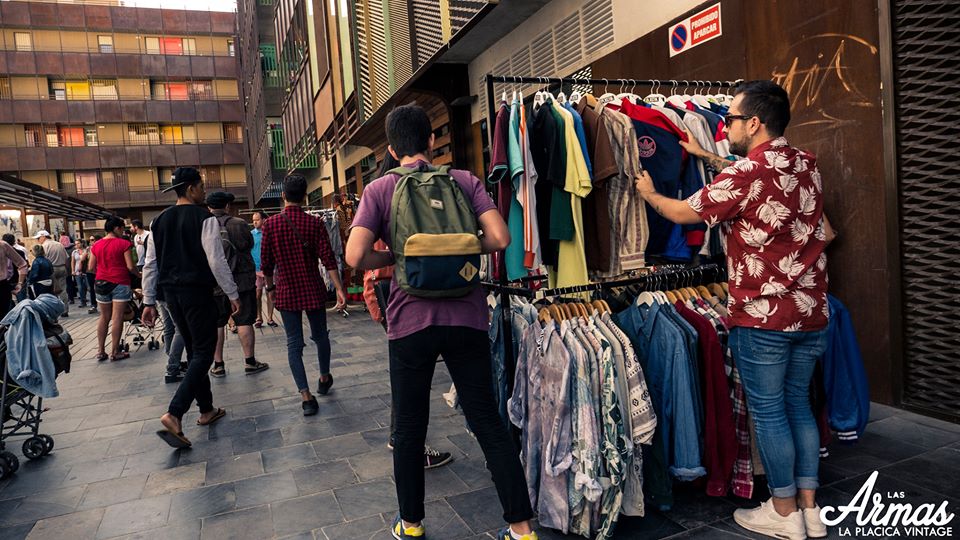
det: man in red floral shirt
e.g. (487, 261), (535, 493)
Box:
(261, 175), (347, 416)
(635, 80), (836, 540)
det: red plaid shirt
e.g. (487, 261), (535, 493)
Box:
(260, 206), (338, 311)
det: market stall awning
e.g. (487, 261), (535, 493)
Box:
(0, 172), (113, 221)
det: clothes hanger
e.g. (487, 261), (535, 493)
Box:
(666, 80), (687, 108)
(692, 81), (712, 108)
(592, 300), (607, 314)
(548, 303), (565, 321)
(645, 79), (667, 106)
(598, 78), (618, 108)
(616, 78), (639, 102)
(707, 282), (726, 300)
(538, 307), (552, 323)
(721, 282), (729, 294)
(569, 80), (582, 104)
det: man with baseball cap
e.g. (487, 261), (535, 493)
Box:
(34, 229), (70, 317)
(142, 167), (240, 448)
(206, 190), (269, 378)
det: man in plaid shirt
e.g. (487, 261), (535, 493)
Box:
(261, 175), (347, 416)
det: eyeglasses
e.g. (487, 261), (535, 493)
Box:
(724, 114), (757, 125)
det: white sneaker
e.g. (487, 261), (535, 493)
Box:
(803, 506), (827, 538)
(733, 499), (807, 540)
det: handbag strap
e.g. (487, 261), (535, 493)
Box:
(282, 211), (314, 261)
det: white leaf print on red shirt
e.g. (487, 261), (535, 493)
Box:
(799, 186), (817, 216)
(775, 174), (799, 195)
(739, 179), (765, 212)
(790, 219), (815, 244)
(760, 277), (789, 297)
(758, 196), (791, 229)
(792, 291), (817, 317)
(740, 222), (773, 251)
(777, 251), (805, 279)
(707, 178), (743, 203)
(744, 298), (779, 323)
(764, 151), (791, 171)
(743, 253), (765, 278)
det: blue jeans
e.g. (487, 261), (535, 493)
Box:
(279, 309), (331, 393)
(731, 326), (828, 498)
(158, 300), (186, 375)
(75, 275), (88, 306)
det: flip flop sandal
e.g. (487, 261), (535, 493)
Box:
(244, 361), (269, 375)
(197, 408), (226, 426)
(96, 353), (108, 362)
(210, 364), (226, 378)
(267, 321), (279, 327)
(156, 429), (192, 448)
(110, 352), (130, 361)
(254, 320), (263, 328)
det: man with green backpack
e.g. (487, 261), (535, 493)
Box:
(346, 104), (537, 540)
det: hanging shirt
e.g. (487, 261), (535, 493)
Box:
(505, 100), (529, 281)
(530, 102), (567, 266)
(576, 97), (619, 273)
(551, 101), (591, 292)
(518, 102), (542, 269)
(489, 101), (511, 279)
(597, 106), (646, 273)
(616, 98), (692, 261)
(685, 137), (830, 331)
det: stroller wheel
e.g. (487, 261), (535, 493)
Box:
(22, 437), (46, 460)
(0, 458), (7, 479)
(39, 434), (54, 455)
(0, 451), (19, 475)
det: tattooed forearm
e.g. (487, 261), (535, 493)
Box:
(704, 153), (735, 173)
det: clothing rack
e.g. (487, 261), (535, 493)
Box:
(484, 73), (740, 397)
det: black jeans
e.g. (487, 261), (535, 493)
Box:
(165, 288), (218, 419)
(0, 279), (11, 321)
(390, 326), (532, 524)
(85, 273), (96, 306)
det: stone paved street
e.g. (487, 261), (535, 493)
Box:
(1, 306), (959, 540)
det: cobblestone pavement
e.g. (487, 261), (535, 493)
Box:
(1, 305), (958, 540)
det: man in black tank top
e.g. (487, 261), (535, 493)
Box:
(142, 167), (241, 448)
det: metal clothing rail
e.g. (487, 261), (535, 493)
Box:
(483, 72), (739, 399)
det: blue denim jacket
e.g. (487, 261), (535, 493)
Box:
(1, 294), (64, 398)
(622, 301), (706, 481)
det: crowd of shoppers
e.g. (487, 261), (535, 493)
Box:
(0, 79), (840, 540)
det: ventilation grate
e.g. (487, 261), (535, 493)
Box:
(893, 0), (960, 418)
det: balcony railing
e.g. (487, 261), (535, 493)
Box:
(2, 137), (244, 148)
(0, 93), (239, 102)
(68, 183), (248, 207)
(268, 126), (285, 169)
(0, 45), (236, 57)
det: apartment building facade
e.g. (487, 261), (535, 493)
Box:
(0, 0), (248, 221)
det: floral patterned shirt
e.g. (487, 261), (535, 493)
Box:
(686, 137), (829, 331)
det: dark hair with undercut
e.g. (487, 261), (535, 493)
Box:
(385, 103), (432, 159)
(104, 216), (125, 234)
(734, 80), (792, 137)
(131, 219), (144, 229)
(253, 210), (268, 220)
(2, 233), (14, 246)
(283, 174), (308, 204)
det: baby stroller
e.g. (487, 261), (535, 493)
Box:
(0, 313), (72, 479)
(119, 289), (162, 353)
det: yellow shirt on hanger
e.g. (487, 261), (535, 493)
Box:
(551, 101), (592, 297)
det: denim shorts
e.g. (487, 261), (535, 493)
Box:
(96, 283), (132, 304)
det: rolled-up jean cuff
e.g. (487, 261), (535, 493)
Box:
(796, 476), (819, 490)
(670, 466), (707, 481)
(769, 483), (798, 498)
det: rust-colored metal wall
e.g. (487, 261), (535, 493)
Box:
(592, 0), (897, 404)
